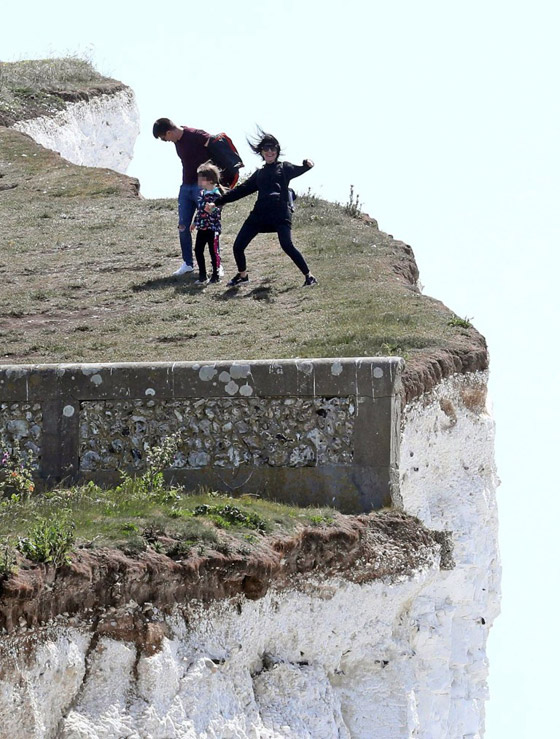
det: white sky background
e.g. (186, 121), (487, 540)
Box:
(2, 1), (559, 735)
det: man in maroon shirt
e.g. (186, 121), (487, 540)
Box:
(153, 118), (213, 275)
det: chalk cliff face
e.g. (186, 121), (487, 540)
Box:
(12, 86), (139, 174)
(0, 372), (499, 738)
(398, 372), (500, 736)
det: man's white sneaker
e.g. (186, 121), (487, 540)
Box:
(173, 262), (194, 276)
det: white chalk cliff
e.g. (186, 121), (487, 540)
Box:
(0, 373), (499, 738)
(0, 92), (500, 738)
(12, 86), (139, 174)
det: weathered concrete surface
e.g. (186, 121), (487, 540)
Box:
(0, 358), (403, 511)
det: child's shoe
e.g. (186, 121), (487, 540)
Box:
(209, 274), (220, 284)
(227, 273), (249, 287)
(302, 274), (318, 287)
(195, 277), (209, 286)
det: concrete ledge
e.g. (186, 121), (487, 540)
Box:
(0, 358), (402, 401)
(0, 358), (403, 512)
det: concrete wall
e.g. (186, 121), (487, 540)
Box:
(0, 358), (403, 512)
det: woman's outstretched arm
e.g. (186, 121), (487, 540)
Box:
(282, 160), (314, 182)
(213, 170), (259, 207)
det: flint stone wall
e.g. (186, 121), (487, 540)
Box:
(0, 358), (403, 512)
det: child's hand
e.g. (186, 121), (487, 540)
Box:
(190, 224), (195, 232)
(304, 159), (314, 168)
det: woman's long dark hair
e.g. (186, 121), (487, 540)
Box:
(248, 126), (281, 159)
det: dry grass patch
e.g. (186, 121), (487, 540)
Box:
(0, 57), (123, 125)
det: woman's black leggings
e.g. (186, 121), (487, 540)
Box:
(233, 221), (309, 275)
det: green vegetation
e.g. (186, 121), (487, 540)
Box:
(343, 185), (362, 217)
(0, 436), (36, 499)
(0, 434), (337, 567)
(193, 503), (268, 533)
(0, 542), (16, 578)
(309, 513), (335, 526)
(115, 432), (181, 498)
(0, 57), (120, 125)
(447, 315), (473, 329)
(0, 481), (338, 566)
(17, 511), (75, 567)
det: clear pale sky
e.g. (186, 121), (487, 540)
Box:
(2, 1), (559, 736)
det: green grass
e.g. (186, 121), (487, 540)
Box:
(0, 483), (339, 563)
(447, 315), (473, 329)
(16, 510), (75, 567)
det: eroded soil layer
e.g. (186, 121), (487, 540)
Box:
(0, 511), (446, 633)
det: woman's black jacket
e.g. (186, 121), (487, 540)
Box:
(215, 160), (311, 226)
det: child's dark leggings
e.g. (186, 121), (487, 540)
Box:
(195, 229), (221, 279)
(233, 221), (309, 275)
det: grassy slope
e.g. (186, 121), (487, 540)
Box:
(0, 128), (479, 368)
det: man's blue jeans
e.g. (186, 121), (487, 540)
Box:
(178, 183), (200, 267)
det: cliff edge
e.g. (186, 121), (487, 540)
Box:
(0, 58), (499, 739)
(1, 58), (139, 174)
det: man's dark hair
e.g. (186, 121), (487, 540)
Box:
(248, 126), (281, 159)
(153, 118), (176, 138)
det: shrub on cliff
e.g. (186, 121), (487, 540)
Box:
(17, 511), (75, 567)
(0, 436), (35, 501)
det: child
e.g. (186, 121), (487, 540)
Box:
(191, 162), (224, 285)
(207, 129), (318, 288)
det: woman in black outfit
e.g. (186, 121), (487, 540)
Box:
(208, 131), (318, 287)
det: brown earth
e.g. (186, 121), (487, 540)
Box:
(0, 511), (446, 634)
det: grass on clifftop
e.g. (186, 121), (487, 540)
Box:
(0, 127), (477, 366)
(0, 57), (122, 126)
(0, 481), (338, 574)
(0, 62), (480, 579)
(0, 435), (337, 574)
